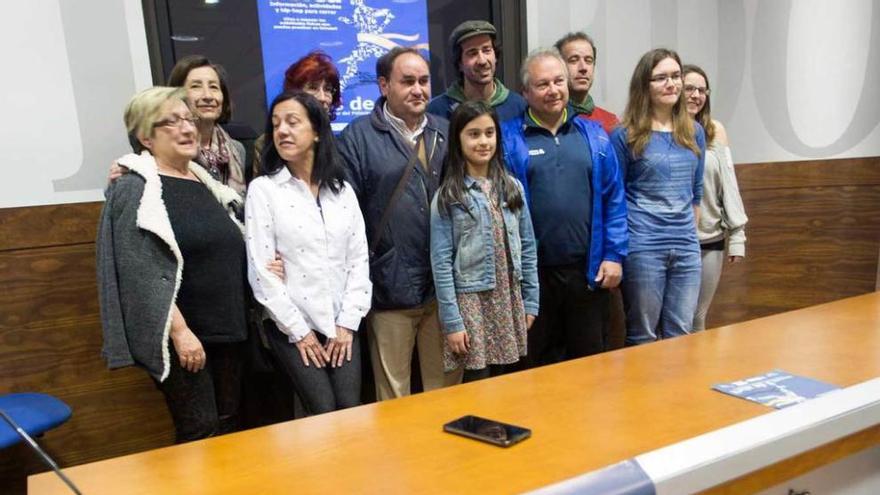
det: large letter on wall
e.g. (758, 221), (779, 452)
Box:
(752, 0), (880, 157)
(0, 1), (151, 208)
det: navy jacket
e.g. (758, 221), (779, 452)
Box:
(337, 99), (449, 310)
(500, 113), (628, 288)
(427, 81), (527, 123)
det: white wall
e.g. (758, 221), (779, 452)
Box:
(525, 0), (880, 164)
(0, 0), (152, 208)
(2, 1), (876, 208)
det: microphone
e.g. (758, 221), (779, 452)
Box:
(0, 409), (82, 495)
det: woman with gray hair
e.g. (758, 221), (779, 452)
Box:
(98, 86), (249, 443)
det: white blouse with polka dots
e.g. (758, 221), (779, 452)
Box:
(245, 166), (371, 342)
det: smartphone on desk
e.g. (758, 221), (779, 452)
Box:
(443, 415), (531, 447)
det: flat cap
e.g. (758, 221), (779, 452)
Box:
(449, 20), (497, 51)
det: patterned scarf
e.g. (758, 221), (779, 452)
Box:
(196, 125), (231, 184)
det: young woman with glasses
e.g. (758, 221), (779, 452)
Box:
(682, 64), (748, 331)
(610, 48), (706, 345)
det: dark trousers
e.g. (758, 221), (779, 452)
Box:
(265, 322), (361, 415)
(156, 342), (243, 444)
(526, 263), (610, 367)
(462, 364), (518, 383)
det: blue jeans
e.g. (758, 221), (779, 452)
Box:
(622, 248), (702, 345)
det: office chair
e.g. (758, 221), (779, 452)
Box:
(0, 392), (81, 494)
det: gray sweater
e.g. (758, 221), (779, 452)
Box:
(97, 152), (243, 381)
(696, 144), (748, 257)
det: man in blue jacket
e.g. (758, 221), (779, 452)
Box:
(338, 47), (461, 400)
(427, 20), (526, 122)
(501, 48), (627, 366)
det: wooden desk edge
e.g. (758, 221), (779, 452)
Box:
(28, 292), (880, 494)
(699, 423), (880, 494)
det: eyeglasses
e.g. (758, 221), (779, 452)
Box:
(649, 72), (682, 85)
(154, 115), (200, 129)
(684, 85), (711, 96)
(304, 82), (338, 97)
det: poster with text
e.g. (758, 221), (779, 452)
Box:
(257, 0), (430, 132)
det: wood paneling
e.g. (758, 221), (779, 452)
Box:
(0, 244), (98, 330)
(0, 202), (102, 251)
(706, 157), (880, 327)
(0, 204), (173, 495)
(734, 157), (880, 190)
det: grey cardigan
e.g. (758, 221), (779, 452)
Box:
(97, 152), (244, 381)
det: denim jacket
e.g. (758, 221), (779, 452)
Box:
(430, 176), (539, 333)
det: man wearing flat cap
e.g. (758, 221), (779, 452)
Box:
(427, 20), (526, 121)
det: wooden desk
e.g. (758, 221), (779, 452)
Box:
(30, 293), (880, 494)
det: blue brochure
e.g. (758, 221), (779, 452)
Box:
(713, 369), (841, 409)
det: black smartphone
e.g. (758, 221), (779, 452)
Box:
(443, 415), (531, 447)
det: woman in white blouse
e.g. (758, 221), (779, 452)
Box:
(246, 91), (371, 414)
(683, 65), (748, 331)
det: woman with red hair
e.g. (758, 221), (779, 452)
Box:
(252, 51), (343, 177)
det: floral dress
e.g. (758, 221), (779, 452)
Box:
(444, 178), (528, 372)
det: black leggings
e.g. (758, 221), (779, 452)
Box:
(155, 342), (243, 443)
(264, 322), (361, 415)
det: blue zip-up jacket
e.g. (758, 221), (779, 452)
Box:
(500, 112), (628, 287)
(337, 98), (449, 310)
(430, 177), (539, 333)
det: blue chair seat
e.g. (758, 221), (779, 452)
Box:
(0, 393), (72, 449)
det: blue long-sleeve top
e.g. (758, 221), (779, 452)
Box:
(610, 125), (706, 253)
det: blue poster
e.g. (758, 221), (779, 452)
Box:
(257, 0), (430, 132)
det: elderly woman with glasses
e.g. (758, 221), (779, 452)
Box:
(98, 86), (249, 443)
(109, 55), (247, 196)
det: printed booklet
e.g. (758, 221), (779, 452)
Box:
(712, 369), (841, 409)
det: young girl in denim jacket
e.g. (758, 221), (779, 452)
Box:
(430, 101), (539, 383)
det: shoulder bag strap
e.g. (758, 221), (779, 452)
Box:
(369, 137), (423, 256)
